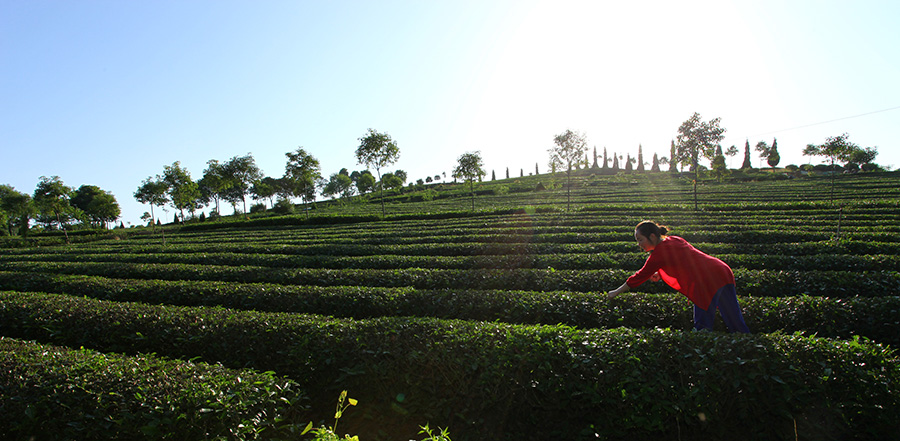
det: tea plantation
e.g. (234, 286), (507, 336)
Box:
(1, 171), (899, 440)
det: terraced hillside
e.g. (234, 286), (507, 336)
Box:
(1, 171), (899, 440)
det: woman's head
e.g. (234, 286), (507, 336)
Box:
(634, 221), (668, 252)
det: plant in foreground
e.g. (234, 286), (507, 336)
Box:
(301, 391), (451, 441)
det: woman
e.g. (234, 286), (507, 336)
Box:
(608, 221), (750, 333)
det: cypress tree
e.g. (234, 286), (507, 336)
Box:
(742, 139), (753, 169)
(767, 138), (781, 168)
(668, 140), (677, 172)
(637, 145), (645, 172)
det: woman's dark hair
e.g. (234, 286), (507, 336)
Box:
(635, 221), (669, 239)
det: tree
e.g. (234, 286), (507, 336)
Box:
(548, 129), (589, 211)
(322, 172), (354, 200)
(625, 154), (633, 172)
(394, 170), (408, 186)
(33, 176), (74, 242)
(755, 140), (772, 168)
(741, 140), (753, 170)
(725, 145), (739, 168)
(198, 160), (230, 215)
(675, 112), (726, 176)
(162, 162), (200, 222)
(849, 146), (878, 166)
(355, 172), (375, 195)
(134, 176), (169, 226)
(651, 153), (660, 172)
(452, 151), (486, 211)
(284, 147), (322, 206)
(711, 145), (728, 182)
(668, 141), (677, 172)
(805, 133), (859, 204)
(380, 172), (404, 192)
(222, 154), (262, 214)
(636, 145), (645, 172)
(602, 147), (609, 170)
(1, 185), (34, 237)
(251, 176), (281, 208)
(767, 138), (780, 168)
(355, 128), (399, 217)
(71, 185), (120, 229)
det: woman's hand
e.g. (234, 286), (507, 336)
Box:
(650, 272), (661, 282)
(607, 282), (630, 299)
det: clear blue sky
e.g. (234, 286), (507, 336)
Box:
(2, 0), (898, 225)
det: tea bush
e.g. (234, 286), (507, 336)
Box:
(0, 294), (897, 440)
(0, 337), (308, 440)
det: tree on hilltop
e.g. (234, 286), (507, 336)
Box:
(356, 128), (399, 217)
(675, 112), (726, 177)
(199, 160), (229, 215)
(741, 140), (752, 170)
(284, 147), (322, 206)
(162, 162), (200, 222)
(223, 154), (262, 214)
(711, 145), (728, 182)
(668, 141), (677, 172)
(636, 145), (645, 172)
(804, 133), (859, 204)
(725, 145), (739, 168)
(135, 176), (169, 226)
(767, 138), (780, 168)
(33, 176), (74, 242)
(71, 184), (120, 229)
(453, 151), (486, 211)
(548, 129), (589, 211)
(1, 185), (34, 237)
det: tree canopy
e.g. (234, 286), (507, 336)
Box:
(134, 176), (169, 226)
(71, 185), (120, 229)
(33, 176), (74, 241)
(675, 113), (726, 174)
(452, 151), (486, 211)
(548, 129), (588, 211)
(356, 129), (399, 217)
(283, 148), (322, 205)
(0, 185), (34, 236)
(162, 162), (200, 222)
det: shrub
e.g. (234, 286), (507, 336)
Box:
(272, 199), (295, 215)
(0, 337), (308, 440)
(0, 294), (897, 441)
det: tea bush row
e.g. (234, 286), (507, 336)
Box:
(8, 239), (899, 260)
(1, 272), (898, 346)
(0, 337), (307, 441)
(4, 249), (900, 272)
(0, 292), (897, 441)
(3, 261), (898, 297)
(155, 229), (898, 246)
